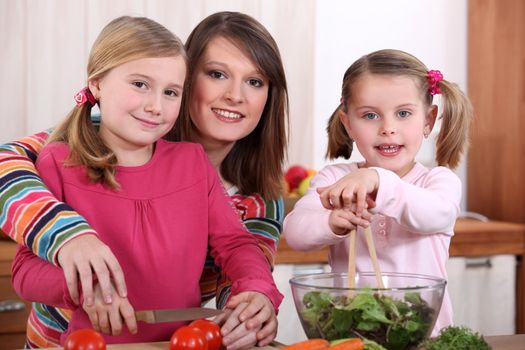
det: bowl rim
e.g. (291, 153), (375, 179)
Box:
(289, 271), (447, 291)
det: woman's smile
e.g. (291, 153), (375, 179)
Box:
(212, 108), (244, 121)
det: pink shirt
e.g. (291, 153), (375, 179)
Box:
(12, 139), (282, 345)
(283, 162), (461, 334)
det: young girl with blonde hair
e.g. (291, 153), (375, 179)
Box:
(284, 49), (472, 334)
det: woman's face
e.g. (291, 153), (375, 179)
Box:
(188, 36), (269, 149)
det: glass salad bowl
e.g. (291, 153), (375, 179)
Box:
(289, 272), (446, 350)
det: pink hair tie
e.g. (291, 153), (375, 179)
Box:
(427, 70), (443, 96)
(74, 86), (97, 107)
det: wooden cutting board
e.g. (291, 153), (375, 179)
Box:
(30, 342), (281, 350)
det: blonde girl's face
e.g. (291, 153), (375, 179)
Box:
(340, 73), (437, 177)
(188, 36), (269, 150)
(89, 56), (186, 157)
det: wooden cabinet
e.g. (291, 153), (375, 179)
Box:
(0, 240), (30, 350)
(466, 0), (525, 334)
(467, 0), (525, 222)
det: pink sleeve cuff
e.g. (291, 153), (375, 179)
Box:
(230, 278), (284, 313)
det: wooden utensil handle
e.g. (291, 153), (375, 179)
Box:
(364, 226), (385, 288)
(135, 310), (155, 323)
(347, 229), (357, 289)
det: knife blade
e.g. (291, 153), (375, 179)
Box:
(135, 307), (223, 323)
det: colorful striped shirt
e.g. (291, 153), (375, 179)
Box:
(1, 131), (283, 348)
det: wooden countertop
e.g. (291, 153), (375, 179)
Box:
(276, 218), (525, 263)
(22, 334), (525, 350)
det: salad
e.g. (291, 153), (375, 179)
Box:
(300, 290), (435, 350)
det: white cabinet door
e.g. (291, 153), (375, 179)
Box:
(274, 264), (330, 344)
(446, 255), (515, 335)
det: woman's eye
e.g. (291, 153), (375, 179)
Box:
(132, 81), (147, 89)
(248, 78), (264, 88)
(208, 70), (226, 80)
(164, 89), (178, 97)
(364, 112), (378, 120)
(398, 110), (411, 118)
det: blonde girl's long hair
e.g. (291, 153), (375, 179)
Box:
(326, 49), (472, 169)
(49, 16), (186, 189)
(168, 11), (289, 199)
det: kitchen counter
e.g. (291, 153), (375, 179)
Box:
(21, 334), (525, 350)
(276, 217), (525, 334)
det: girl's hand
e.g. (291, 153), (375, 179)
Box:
(57, 234), (127, 306)
(317, 168), (379, 215)
(329, 207), (371, 235)
(219, 292), (277, 348)
(83, 281), (137, 336)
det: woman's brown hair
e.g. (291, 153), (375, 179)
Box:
(326, 49), (472, 169)
(169, 11), (288, 199)
(49, 16), (186, 189)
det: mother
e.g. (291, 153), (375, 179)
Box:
(1, 11), (287, 350)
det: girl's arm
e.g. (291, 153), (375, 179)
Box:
(371, 166), (461, 233)
(205, 170), (282, 309)
(215, 195), (283, 309)
(11, 245), (76, 309)
(283, 165), (352, 251)
(12, 244), (138, 336)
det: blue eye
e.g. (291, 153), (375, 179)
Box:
(364, 112), (379, 120)
(398, 110), (411, 118)
(208, 70), (226, 79)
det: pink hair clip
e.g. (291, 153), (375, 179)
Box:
(74, 86), (97, 107)
(427, 70), (443, 96)
(340, 96), (345, 105)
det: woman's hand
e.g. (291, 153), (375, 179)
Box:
(317, 168), (379, 215)
(57, 234), (127, 306)
(83, 281), (137, 336)
(217, 292), (277, 349)
(214, 304), (258, 350)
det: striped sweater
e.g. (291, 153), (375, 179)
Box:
(0, 131), (283, 348)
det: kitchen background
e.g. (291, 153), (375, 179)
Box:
(0, 0), (521, 345)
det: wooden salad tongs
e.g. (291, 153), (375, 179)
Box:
(347, 226), (385, 289)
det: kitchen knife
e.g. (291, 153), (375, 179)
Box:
(135, 307), (223, 323)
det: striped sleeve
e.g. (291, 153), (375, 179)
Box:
(0, 131), (97, 265)
(235, 195), (283, 267)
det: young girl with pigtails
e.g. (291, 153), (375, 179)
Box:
(283, 49), (472, 334)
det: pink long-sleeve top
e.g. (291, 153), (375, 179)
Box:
(12, 139), (282, 345)
(283, 162), (461, 334)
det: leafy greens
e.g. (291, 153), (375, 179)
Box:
(300, 290), (435, 350)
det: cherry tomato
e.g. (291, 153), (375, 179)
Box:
(64, 328), (106, 350)
(170, 326), (208, 350)
(189, 320), (222, 350)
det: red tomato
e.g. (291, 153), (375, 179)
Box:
(189, 320), (222, 350)
(170, 326), (208, 350)
(64, 328), (106, 350)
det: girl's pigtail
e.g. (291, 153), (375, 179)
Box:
(434, 79), (473, 169)
(326, 103), (353, 160)
(49, 100), (120, 190)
